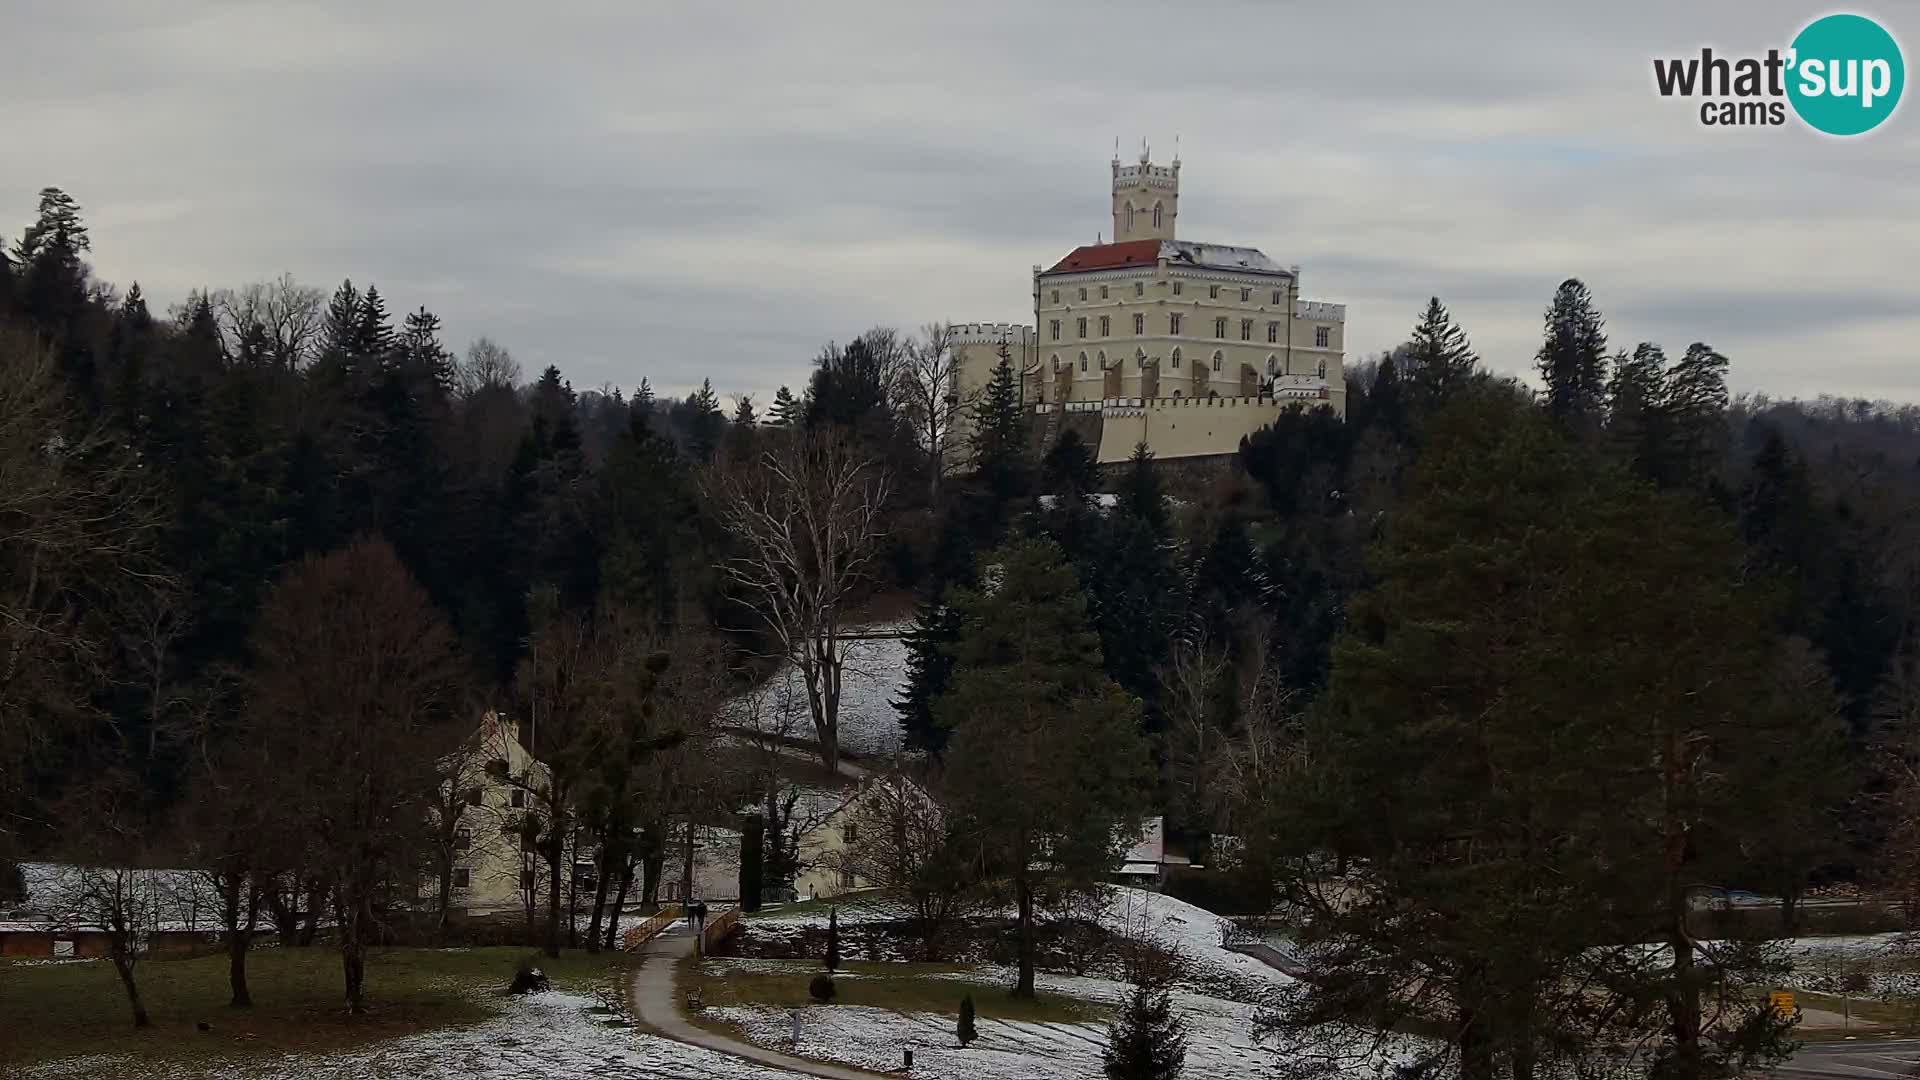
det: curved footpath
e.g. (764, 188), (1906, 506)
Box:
(628, 920), (886, 1080)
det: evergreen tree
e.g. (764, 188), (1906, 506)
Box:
(1403, 296), (1478, 411)
(1536, 278), (1609, 435)
(1660, 342), (1731, 490)
(351, 284), (395, 364)
(1042, 429), (1098, 496)
(967, 349), (1028, 505)
(319, 279), (361, 366)
(1606, 343), (1667, 482)
(896, 591), (962, 755)
(400, 306), (455, 394)
(825, 907), (841, 971)
(1118, 442), (1168, 537)
(769, 385), (799, 427)
(957, 993), (977, 1047)
(731, 394), (757, 427)
(940, 539), (1151, 997)
(688, 378), (724, 461)
(1102, 983), (1189, 1080)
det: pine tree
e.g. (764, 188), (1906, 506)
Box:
(957, 993), (977, 1047)
(1042, 428), (1097, 496)
(1102, 983), (1189, 1080)
(1605, 343), (1667, 482)
(351, 285), (395, 364)
(825, 907), (841, 971)
(400, 306), (455, 394)
(968, 349), (1028, 505)
(769, 385), (798, 427)
(940, 539), (1151, 997)
(1404, 296), (1478, 411)
(1118, 442), (1168, 537)
(895, 591), (963, 754)
(320, 279), (361, 365)
(1660, 342), (1730, 490)
(1536, 278), (1609, 435)
(688, 378), (724, 461)
(731, 395), (757, 427)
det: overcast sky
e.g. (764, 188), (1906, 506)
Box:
(4, 1), (1915, 405)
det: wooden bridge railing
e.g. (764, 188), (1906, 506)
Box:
(620, 904), (682, 952)
(701, 907), (740, 955)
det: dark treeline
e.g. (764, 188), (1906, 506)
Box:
(8, 186), (1920, 1074)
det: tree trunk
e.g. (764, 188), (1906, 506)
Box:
(298, 879), (325, 946)
(1664, 725), (1702, 1076)
(229, 927), (253, 1007)
(1013, 873), (1036, 999)
(1458, 1006), (1493, 1080)
(681, 817), (696, 902)
(435, 845), (455, 946)
(544, 835), (563, 959)
(566, 827), (582, 950)
(605, 857), (633, 951)
(586, 839), (613, 954)
(1781, 888), (1801, 937)
(111, 949), (150, 1028)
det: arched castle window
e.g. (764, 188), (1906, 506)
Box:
(1079, 351), (1088, 372)
(1172, 390), (1183, 398)
(1316, 359), (1327, 379)
(1171, 347), (1181, 369)
(1211, 350), (1223, 372)
(1135, 348), (1146, 369)
(1097, 350), (1107, 369)
(1153, 202), (1163, 229)
(1267, 355), (1278, 375)
(1125, 203), (1135, 231)
(1051, 353), (1060, 371)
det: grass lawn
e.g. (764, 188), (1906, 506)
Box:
(1790, 990), (1920, 1036)
(0, 945), (627, 1075)
(679, 956), (1108, 1036)
(744, 890), (892, 922)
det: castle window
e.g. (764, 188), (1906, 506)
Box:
(1153, 202), (1163, 229)
(1268, 322), (1279, 344)
(1271, 289), (1283, 305)
(1080, 352), (1088, 372)
(1241, 319), (1253, 341)
(1212, 351), (1223, 372)
(454, 827), (472, 852)
(1317, 359), (1328, 378)
(1315, 326), (1331, 347)
(1100, 285), (1109, 300)
(1133, 313), (1144, 335)
(1214, 317), (1227, 338)
(1171, 347), (1181, 369)
(1099, 315), (1110, 337)
(454, 868), (471, 889)
(1078, 287), (1088, 301)
(1136, 349), (1146, 369)
(1240, 288), (1251, 302)
(1169, 313), (1182, 335)
(1209, 285), (1220, 300)
(1051, 289), (1059, 304)
(1050, 353), (1060, 371)
(1077, 317), (1087, 338)
(1050, 320), (1061, 341)
(1125, 203), (1135, 231)
(1172, 281), (1182, 296)
(1097, 350), (1106, 369)
(1267, 355), (1278, 375)
(1134, 282), (1144, 297)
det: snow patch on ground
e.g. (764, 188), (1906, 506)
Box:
(19, 992), (818, 1080)
(728, 626), (910, 757)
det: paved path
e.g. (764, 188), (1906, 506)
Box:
(1774, 1036), (1920, 1079)
(629, 921), (885, 1080)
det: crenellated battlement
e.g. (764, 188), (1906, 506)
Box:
(1295, 300), (1346, 323)
(949, 321), (1034, 345)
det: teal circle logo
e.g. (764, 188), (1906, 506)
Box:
(1787, 13), (1904, 135)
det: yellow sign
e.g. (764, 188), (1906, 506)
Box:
(1769, 991), (1795, 1019)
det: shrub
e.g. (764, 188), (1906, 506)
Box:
(509, 955), (550, 995)
(809, 973), (836, 1003)
(825, 908), (841, 972)
(957, 993), (977, 1047)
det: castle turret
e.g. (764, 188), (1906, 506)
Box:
(1112, 141), (1179, 243)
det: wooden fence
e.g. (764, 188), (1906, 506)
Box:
(620, 904), (682, 952)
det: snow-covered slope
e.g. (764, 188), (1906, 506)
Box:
(727, 625), (910, 757)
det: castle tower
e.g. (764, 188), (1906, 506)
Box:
(1111, 141), (1178, 243)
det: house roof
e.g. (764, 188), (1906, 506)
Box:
(1044, 240), (1294, 278)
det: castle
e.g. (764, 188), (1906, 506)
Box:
(951, 147), (1347, 465)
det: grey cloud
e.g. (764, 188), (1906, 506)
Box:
(1, 0), (1914, 406)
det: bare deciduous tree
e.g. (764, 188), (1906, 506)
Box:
(458, 337), (523, 398)
(708, 433), (892, 774)
(0, 330), (164, 883)
(897, 322), (969, 497)
(834, 769), (973, 959)
(212, 273), (325, 368)
(246, 538), (467, 1013)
